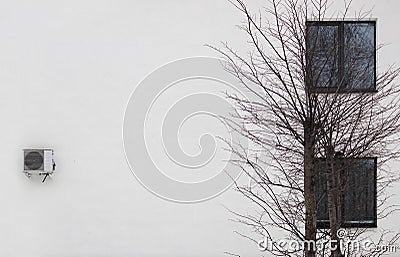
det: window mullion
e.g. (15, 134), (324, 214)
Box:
(338, 23), (344, 90)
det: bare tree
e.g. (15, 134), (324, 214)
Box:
(211, 0), (400, 256)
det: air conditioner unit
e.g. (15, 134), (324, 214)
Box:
(23, 149), (55, 178)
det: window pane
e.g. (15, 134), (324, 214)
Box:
(314, 158), (376, 228)
(315, 160), (329, 226)
(342, 158), (376, 224)
(344, 23), (375, 90)
(308, 25), (339, 88)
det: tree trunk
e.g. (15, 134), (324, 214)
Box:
(326, 146), (343, 257)
(304, 128), (316, 257)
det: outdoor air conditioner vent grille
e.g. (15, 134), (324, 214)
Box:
(24, 150), (44, 171)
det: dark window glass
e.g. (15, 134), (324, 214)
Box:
(308, 25), (339, 88)
(314, 158), (377, 229)
(343, 23), (375, 90)
(306, 21), (376, 93)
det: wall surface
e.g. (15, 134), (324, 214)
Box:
(0, 0), (399, 256)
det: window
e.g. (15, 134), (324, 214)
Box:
(314, 157), (377, 229)
(306, 21), (376, 93)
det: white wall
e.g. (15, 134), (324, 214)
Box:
(0, 0), (398, 256)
